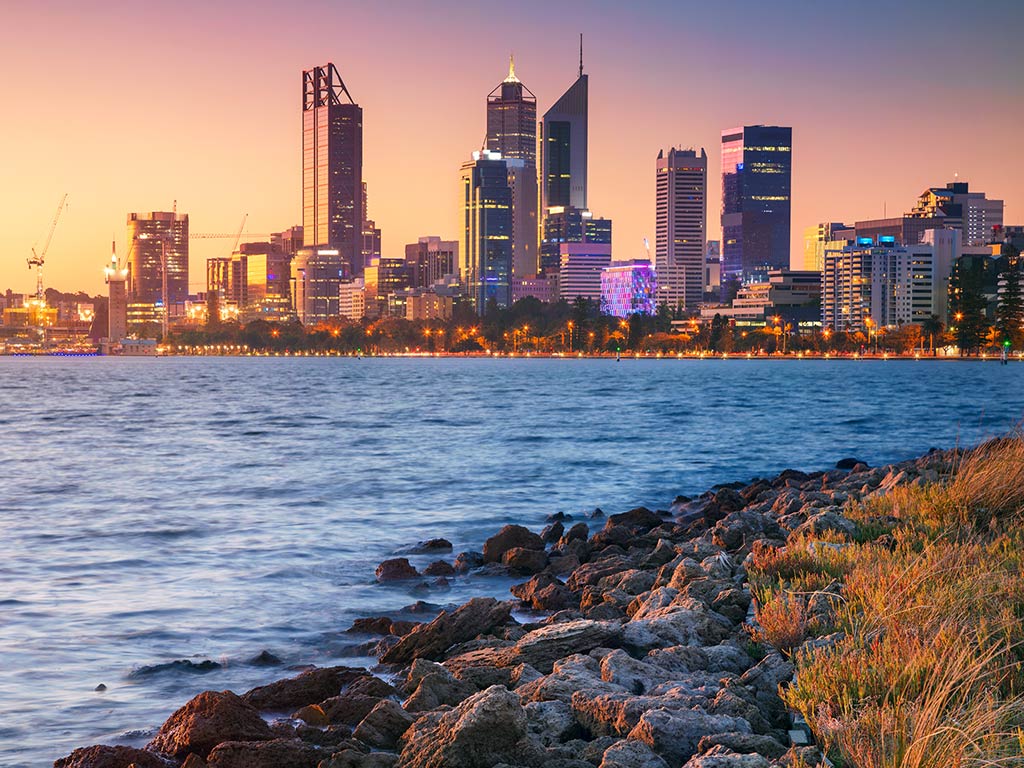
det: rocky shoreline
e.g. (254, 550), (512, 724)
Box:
(55, 449), (954, 768)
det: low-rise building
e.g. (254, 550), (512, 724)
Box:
(601, 260), (657, 317)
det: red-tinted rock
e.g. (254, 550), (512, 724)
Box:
(148, 690), (273, 759)
(380, 597), (513, 664)
(502, 547), (549, 575)
(205, 738), (324, 768)
(482, 525), (544, 564)
(243, 666), (363, 710)
(54, 745), (172, 768)
(375, 558), (420, 582)
(424, 560), (456, 577)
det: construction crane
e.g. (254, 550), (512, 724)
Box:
(27, 194), (69, 301)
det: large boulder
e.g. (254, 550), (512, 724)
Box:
(627, 709), (752, 766)
(403, 661), (475, 712)
(696, 732), (788, 760)
(503, 620), (623, 674)
(148, 690), (274, 759)
(680, 754), (772, 768)
(322, 751), (400, 768)
(54, 745), (173, 768)
(243, 666), (363, 710)
(397, 685), (528, 768)
(352, 699), (414, 749)
(376, 558), (421, 582)
(482, 525), (545, 564)
(502, 547), (550, 575)
(606, 507), (664, 533)
(381, 597), (513, 664)
(320, 693), (382, 725)
(205, 738), (324, 768)
(599, 739), (670, 768)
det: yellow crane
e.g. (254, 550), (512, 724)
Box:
(27, 194), (69, 302)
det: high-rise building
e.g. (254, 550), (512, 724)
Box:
(601, 260), (657, 318)
(302, 63), (363, 274)
(656, 147), (707, 310)
(802, 222), (848, 272)
(558, 244), (612, 302)
(909, 181), (1003, 247)
(361, 182), (382, 270)
(487, 57), (538, 279)
(406, 237), (458, 289)
(721, 125), (792, 287)
(104, 242), (128, 341)
(271, 225), (303, 257)
(126, 211), (189, 304)
(540, 207), (612, 275)
(822, 230), (960, 332)
(338, 278), (365, 321)
(461, 150), (513, 312)
(541, 40), (588, 213)
(291, 247), (345, 325)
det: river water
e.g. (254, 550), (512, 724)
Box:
(1, 357), (1021, 766)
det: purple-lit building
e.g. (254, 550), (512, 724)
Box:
(601, 259), (657, 317)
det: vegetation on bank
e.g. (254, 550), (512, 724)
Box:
(162, 294), (1021, 356)
(748, 435), (1024, 767)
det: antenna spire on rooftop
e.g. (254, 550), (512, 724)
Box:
(505, 53), (519, 83)
(579, 33), (584, 78)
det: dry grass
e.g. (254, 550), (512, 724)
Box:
(754, 434), (1024, 768)
(750, 591), (809, 656)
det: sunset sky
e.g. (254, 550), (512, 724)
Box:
(2, 0), (1022, 295)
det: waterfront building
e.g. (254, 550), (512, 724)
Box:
(105, 242), (129, 341)
(361, 182), (382, 271)
(291, 247), (345, 324)
(126, 211), (189, 304)
(511, 274), (557, 304)
(821, 230), (961, 332)
(720, 125), (792, 286)
(700, 269), (820, 329)
(461, 150), (513, 312)
(601, 259), (657, 317)
(540, 207), (612, 275)
(487, 57), (538, 278)
(302, 63), (363, 275)
(802, 222), (848, 272)
(656, 147), (707, 310)
(405, 289), (454, 321)
(558, 243), (612, 302)
(363, 256), (413, 318)
(910, 181), (1003, 247)
(406, 237), (458, 289)
(338, 278), (365, 321)
(541, 41), (588, 213)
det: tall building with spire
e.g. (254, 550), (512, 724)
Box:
(301, 63), (363, 275)
(487, 57), (538, 279)
(541, 37), (588, 213)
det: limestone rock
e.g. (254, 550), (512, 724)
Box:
(352, 699), (414, 750)
(599, 739), (669, 768)
(696, 732), (788, 760)
(381, 597), (513, 664)
(627, 708), (752, 766)
(243, 666), (364, 710)
(376, 558), (421, 582)
(149, 690), (274, 759)
(502, 547), (550, 575)
(680, 753), (772, 768)
(504, 620), (623, 674)
(483, 525), (545, 564)
(205, 738), (324, 768)
(397, 685), (528, 768)
(54, 745), (174, 768)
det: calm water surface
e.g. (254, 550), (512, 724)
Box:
(1, 357), (1022, 766)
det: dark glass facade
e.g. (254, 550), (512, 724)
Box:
(720, 125), (792, 287)
(462, 152), (513, 312)
(540, 207), (612, 275)
(302, 64), (363, 276)
(541, 74), (588, 212)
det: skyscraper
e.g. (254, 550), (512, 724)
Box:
(461, 150), (513, 313)
(406, 237), (458, 289)
(720, 125), (792, 288)
(541, 39), (588, 213)
(909, 181), (1003, 246)
(487, 57), (538, 279)
(656, 147), (707, 310)
(126, 211), (189, 305)
(302, 63), (363, 275)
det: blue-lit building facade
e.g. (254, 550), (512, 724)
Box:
(721, 125), (792, 289)
(601, 259), (657, 317)
(461, 150), (513, 313)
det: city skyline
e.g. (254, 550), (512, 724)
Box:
(1, 0), (1022, 295)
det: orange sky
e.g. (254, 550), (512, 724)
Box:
(2, 0), (1021, 295)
